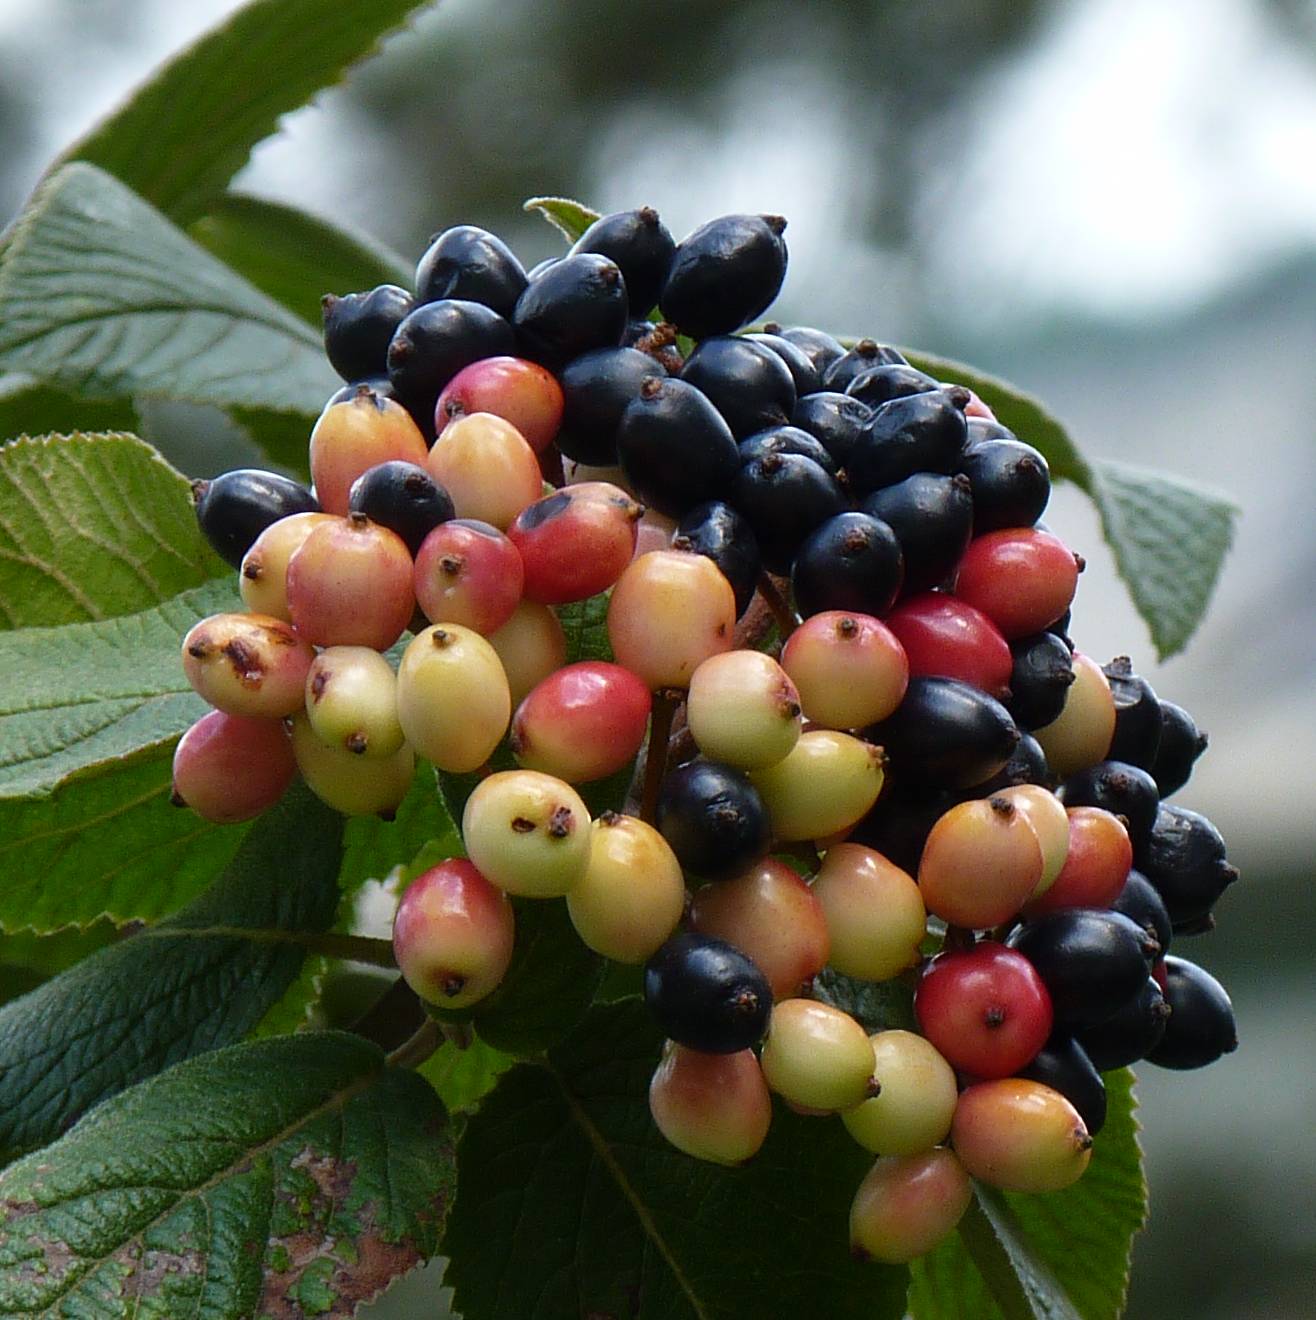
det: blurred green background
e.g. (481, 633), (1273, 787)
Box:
(1, 1), (1313, 1315)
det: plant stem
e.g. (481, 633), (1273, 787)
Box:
(387, 1017), (443, 1071)
(756, 572), (798, 638)
(640, 690), (679, 824)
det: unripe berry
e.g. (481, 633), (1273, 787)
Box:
(686, 650), (801, 770)
(688, 858), (829, 999)
(486, 600), (567, 705)
(304, 646), (404, 758)
(181, 611), (315, 718)
(511, 661), (651, 784)
(649, 1044), (772, 1166)
(917, 796), (1044, 928)
(426, 412), (543, 529)
(285, 514), (415, 651)
(171, 710), (295, 822)
(435, 355), (564, 453)
(309, 386), (429, 515)
(567, 812), (684, 962)
(780, 611), (908, 730)
(607, 550), (736, 689)
(759, 999), (876, 1113)
(392, 859), (516, 1009)
(396, 624), (511, 772)
(462, 769), (591, 898)
(994, 784), (1071, 895)
(1025, 805), (1132, 915)
(1034, 652), (1115, 780)
(812, 844), (926, 981)
(239, 511), (334, 620)
(843, 1031), (959, 1157)
(849, 1150), (973, 1264)
(290, 713), (415, 817)
(413, 519), (524, 634)
(192, 468), (320, 569)
(915, 943), (1053, 1078)
(748, 731), (884, 842)
(952, 1078), (1093, 1192)
(954, 528), (1081, 639)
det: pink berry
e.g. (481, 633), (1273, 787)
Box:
(239, 511), (334, 620)
(181, 611), (315, 718)
(649, 1044), (772, 1165)
(849, 1149), (973, 1263)
(780, 611), (908, 730)
(1024, 805), (1131, 915)
(435, 355), (565, 454)
(171, 710), (295, 822)
(414, 519), (524, 635)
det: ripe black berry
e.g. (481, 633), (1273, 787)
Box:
(1110, 868), (1173, 955)
(1008, 632), (1076, 731)
(958, 437), (1052, 531)
(671, 501), (761, 618)
(414, 225), (527, 318)
(1060, 760), (1160, 848)
(729, 451), (845, 574)
(744, 332), (822, 396)
(679, 335), (797, 439)
(847, 387), (971, 495)
(386, 299), (515, 420)
(556, 346), (666, 466)
(849, 784), (960, 874)
(1020, 1036), (1107, 1135)
(737, 424), (838, 476)
(791, 511), (903, 619)
(763, 323), (846, 377)
(659, 213), (788, 339)
(1137, 804), (1238, 926)
(1102, 657), (1162, 768)
(570, 206), (675, 313)
(1076, 976), (1171, 1070)
(1146, 956), (1238, 1070)
(791, 390), (873, 466)
(347, 461), (454, 556)
(845, 362), (939, 410)
(192, 469), (320, 569)
(322, 285), (415, 383)
(1149, 700), (1209, 798)
(859, 472), (974, 595)
(644, 932), (773, 1053)
(512, 253), (629, 368)
(972, 731), (1051, 793)
(656, 760), (772, 882)
(821, 339), (907, 392)
(966, 416), (1016, 444)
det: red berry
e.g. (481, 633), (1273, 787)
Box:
(171, 710), (295, 822)
(1025, 805), (1131, 915)
(309, 386), (428, 515)
(414, 519), (524, 634)
(885, 592), (1012, 698)
(435, 355), (565, 453)
(779, 611), (908, 729)
(954, 527), (1080, 639)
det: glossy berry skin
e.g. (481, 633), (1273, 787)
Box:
(791, 511), (902, 618)
(290, 713), (415, 817)
(181, 612), (315, 719)
(649, 1044), (772, 1165)
(1145, 956), (1238, 1069)
(1102, 657), (1162, 768)
(414, 225), (527, 317)
(392, 860), (516, 1010)
(915, 943), (1054, 1079)
(171, 710), (296, 823)
(847, 387), (970, 495)
(1076, 976), (1171, 1071)
(886, 594), (1013, 698)
(555, 347), (666, 466)
(954, 527), (1081, 640)
(486, 600), (567, 706)
(286, 515), (414, 651)
(310, 387), (430, 517)
(860, 473), (975, 596)
(759, 999), (876, 1112)
(670, 501), (761, 618)
(993, 784), (1070, 895)
(659, 213), (787, 339)
(849, 783), (959, 874)
(1008, 632), (1076, 731)
(748, 731), (884, 843)
(1149, 700), (1209, 797)
(845, 362), (939, 410)
(686, 650), (801, 771)
(193, 469), (320, 569)
(868, 676), (1020, 789)
(679, 335), (796, 439)
(973, 732), (1051, 795)
(607, 550), (736, 689)
(322, 284), (415, 383)
(511, 662), (651, 783)
(918, 796), (1044, 929)
(1034, 653), (1116, 780)
(1019, 1035), (1107, 1136)
(413, 518), (523, 635)
(567, 813), (684, 963)
(426, 412), (543, 530)
(643, 933), (772, 1054)
(1007, 908), (1159, 1029)
(305, 645), (404, 758)
(347, 460), (453, 555)
(1110, 868), (1173, 956)
(616, 377), (740, 517)
(1060, 760), (1160, 848)
(512, 253), (628, 368)
(767, 323), (846, 377)
(781, 612), (908, 730)
(849, 1150), (972, 1264)
(821, 339), (907, 392)
(1137, 805), (1238, 927)
(387, 299), (515, 419)
(952, 1079), (1092, 1192)
(656, 760), (771, 882)
(461, 769), (591, 899)
(732, 452), (845, 575)
(508, 482), (642, 604)
(434, 355), (564, 453)
(790, 390), (872, 466)
(396, 624), (511, 773)
(239, 511), (333, 620)
(958, 438), (1051, 532)
(812, 844), (926, 981)
(688, 857), (829, 999)
(744, 332), (822, 396)
(843, 1031), (959, 1157)
(737, 424), (838, 477)
(1025, 806), (1132, 915)
(571, 207), (676, 313)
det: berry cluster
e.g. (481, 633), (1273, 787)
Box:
(176, 206), (1238, 1265)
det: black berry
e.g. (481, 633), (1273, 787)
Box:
(644, 932), (773, 1053)
(570, 206), (675, 313)
(192, 469), (320, 569)
(322, 285), (414, 384)
(414, 225), (527, 318)
(656, 760), (772, 882)
(513, 253), (629, 368)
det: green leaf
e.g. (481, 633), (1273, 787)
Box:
(419, 1036), (513, 1115)
(908, 1069), (1146, 1320)
(0, 432), (228, 631)
(45, 0), (438, 229)
(557, 589), (614, 664)
(0, 783), (343, 1163)
(0, 164), (338, 415)
(0, 375), (136, 447)
(0, 744), (249, 932)
(523, 195), (601, 245)
(1087, 459), (1237, 660)
(445, 999), (909, 1319)
(902, 348), (1237, 659)
(0, 578), (237, 799)
(189, 193), (411, 327)
(814, 966), (916, 1033)
(0, 1031), (452, 1316)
